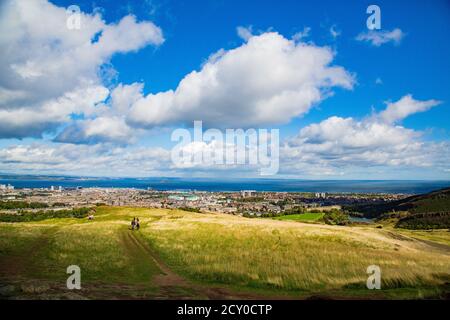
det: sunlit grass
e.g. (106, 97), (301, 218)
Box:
(394, 228), (450, 246)
(0, 207), (162, 284)
(140, 210), (450, 295)
(0, 207), (449, 299)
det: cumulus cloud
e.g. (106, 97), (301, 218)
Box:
(127, 31), (354, 129)
(236, 25), (254, 41)
(0, 143), (171, 177)
(0, 2), (446, 180)
(0, 85), (109, 138)
(282, 95), (447, 175)
(356, 28), (404, 46)
(110, 83), (145, 115)
(379, 94), (441, 124)
(0, 0), (163, 139)
(54, 117), (134, 145)
(0, 94), (447, 178)
(0, 138), (274, 177)
(54, 83), (145, 144)
(292, 27), (311, 42)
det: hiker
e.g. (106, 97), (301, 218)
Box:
(136, 218), (140, 230)
(131, 217), (136, 230)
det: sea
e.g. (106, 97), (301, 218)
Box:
(0, 175), (449, 194)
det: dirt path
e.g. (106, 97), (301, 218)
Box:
(410, 237), (450, 254)
(385, 230), (450, 255)
(1, 224), (283, 300)
(120, 229), (285, 299)
(121, 230), (189, 287)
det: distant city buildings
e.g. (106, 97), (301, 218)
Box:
(0, 185), (408, 216)
(315, 192), (326, 199)
(168, 193), (200, 201)
(241, 190), (256, 198)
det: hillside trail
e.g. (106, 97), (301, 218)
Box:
(0, 221), (282, 299)
(121, 229), (189, 287)
(383, 230), (450, 255)
(120, 228), (284, 299)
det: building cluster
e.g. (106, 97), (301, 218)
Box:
(315, 192), (327, 198)
(0, 184), (409, 216)
(0, 184), (14, 190)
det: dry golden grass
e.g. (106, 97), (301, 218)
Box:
(140, 209), (450, 293)
(1, 207), (449, 298)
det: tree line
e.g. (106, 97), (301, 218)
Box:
(0, 207), (93, 222)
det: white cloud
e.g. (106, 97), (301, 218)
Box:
(0, 0), (163, 139)
(282, 95), (448, 175)
(0, 85), (109, 138)
(54, 83), (145, 144)
(379, 94), (441, 124)
(0, 143), (171, 177)
(111, 83), (145, 115)
(0, 94), (447, 178)
(292, 27), (311, 42)
(356, 28), (404, 46)
(55, 117), (134, 145)
(0, 2), (446, 180)
(0, 139), (271, 177)
(236, 25), (254, 41)
(291, 116), (417, 150)
(127, 31), (354, 128)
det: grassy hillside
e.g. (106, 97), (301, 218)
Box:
(346, 188), (450, 230)
(0, 207), (449, 299)
(399, 188), (450, 214)
(347, 187), (450, 217)
(395, 212), (450, 230)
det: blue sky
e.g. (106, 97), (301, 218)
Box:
(0, 0), (449, 179)
(63, 0), (450, 124)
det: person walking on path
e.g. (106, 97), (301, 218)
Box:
(136, 217), (140, 230)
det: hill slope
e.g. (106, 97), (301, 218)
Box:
(347, 187), (450, 229)
(0, 207), (449, 299)
(348, 187), (450, 217)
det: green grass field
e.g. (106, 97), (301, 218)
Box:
(0, 207), (449, 299)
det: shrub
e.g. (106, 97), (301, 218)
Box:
(395, 212), (450, 230)
(323, 210), (350, 226)
(179, 207), (201, 213)
(0, 201), (49, 210)
(0, 207), (93, 222)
